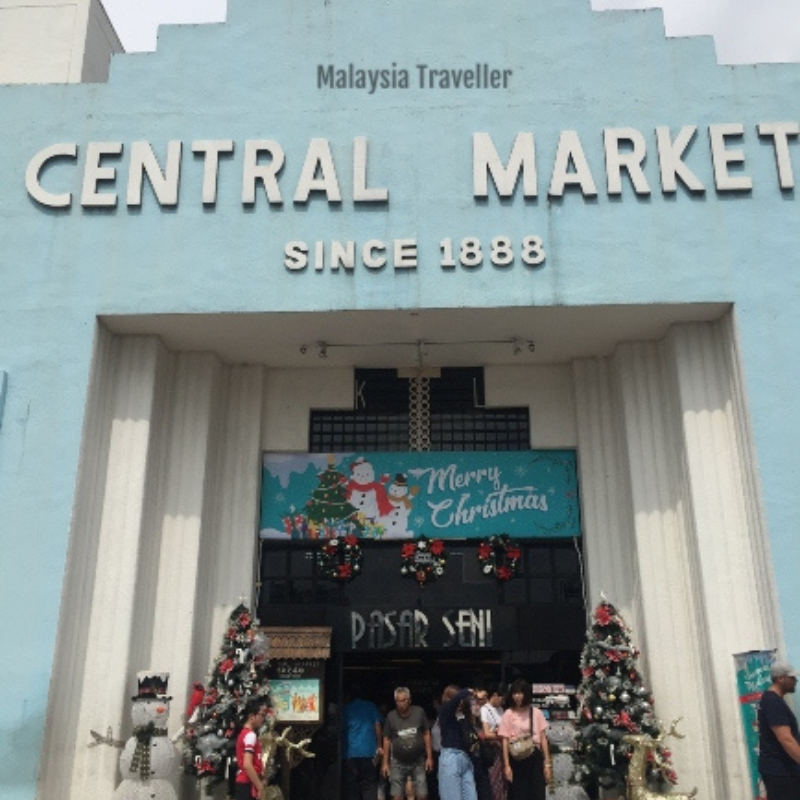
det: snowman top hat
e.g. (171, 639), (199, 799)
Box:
(132, 671), (172, 701)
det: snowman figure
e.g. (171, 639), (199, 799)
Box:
(113, 672), (179, 800)
(346, 457), (393, 522)
(377, 474), (419, 539)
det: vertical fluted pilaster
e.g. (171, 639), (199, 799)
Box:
(573, 357), (639, 628)
(193, 364), (265, 675)
(713, 314), (782, 643)
(147, 353), (222, 726)
(67, 334), (169, 798)
(666, 319), (779, 796)
(614, 339), (717, 799)
(38, 323), (116, 800)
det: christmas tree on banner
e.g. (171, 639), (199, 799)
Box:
(304, 458), (364, 539)
(184, 603), (271, 791)
(573, 597), (677, 793)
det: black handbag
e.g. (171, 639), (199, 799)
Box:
(460, 716), (480, 756)
(478, 739), (497, 768)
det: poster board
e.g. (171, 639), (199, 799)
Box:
(268, 659), (325, 723)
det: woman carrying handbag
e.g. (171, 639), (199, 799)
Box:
(497, 679), (552, 800)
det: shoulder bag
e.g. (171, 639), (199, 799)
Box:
(508, 707), (536, 761)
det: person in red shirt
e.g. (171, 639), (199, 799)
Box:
(236, 698), (269, 800)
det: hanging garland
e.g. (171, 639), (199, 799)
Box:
(477, 534), (522, 581)
(318, 534), (363, 581)
(400, 536), (447, 585)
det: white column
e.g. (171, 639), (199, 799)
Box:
(67, 334), (170, 798)
(193, 364), (265, 674)
(38, 323), (116, 800)
(666, 319), (780, 796)
(719, 314), (782, 640)
(613, 339), (717, 798)
(573, 357), (639, 627)
(148, 353), (222, 725)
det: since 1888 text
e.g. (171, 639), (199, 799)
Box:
(283, 235), (546, 272)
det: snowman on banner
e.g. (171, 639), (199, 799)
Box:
(377, 473), (420, 539)
(346, 457), (393, 525)
(113, 672), (179, 800)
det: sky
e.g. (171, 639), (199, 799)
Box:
(101, 0), (800, 63)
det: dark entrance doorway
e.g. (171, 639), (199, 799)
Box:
(342, 650), (504, 716)
(260, 539), (585, 800)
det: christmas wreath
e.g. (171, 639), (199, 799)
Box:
(400, 536), (447, 585)
(317, 535), (363, 581)
(477, 534), (522, 581)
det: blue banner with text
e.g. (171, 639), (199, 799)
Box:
(260, 450), (579, 540)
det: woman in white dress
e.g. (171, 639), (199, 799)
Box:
(477, 685), (506, 800)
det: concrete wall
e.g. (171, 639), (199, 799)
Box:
(0, 0), (121, 84)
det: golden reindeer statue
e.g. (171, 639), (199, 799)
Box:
(621, 718), (697, 800)
(260, 721), (315, 800)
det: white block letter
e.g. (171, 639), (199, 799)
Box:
(353, 137), (388, 202)
(604, 127), (650, 196)
(26, 143), (77, 208)
(758, 121), (799, 190)
(81, 141), (123, 208)
(242, 140), (285, 205)
(656, 125), (704, 193)
(473, 132), (537, 198)
(548, 131), (597, 198)
(709, 123), (752, 192)
(294, 138), (342, 204)
(126, 141), (182, 207)
(192, 140), (234, 204)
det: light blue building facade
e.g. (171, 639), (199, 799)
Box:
(0, 1), (798, 798)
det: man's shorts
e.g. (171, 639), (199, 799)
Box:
(389, 757), (427, 798)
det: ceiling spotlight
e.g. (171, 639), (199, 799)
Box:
(299, 344), (308, 355)
(317, 341), (328, 359)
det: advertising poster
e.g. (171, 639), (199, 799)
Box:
(260, 450), (579, 540)
(734, 649), (776, 800)
(270, 678), (322, 723)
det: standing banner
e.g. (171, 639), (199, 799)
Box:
(260, 450), (579, 540)
(734, 649), (776, 800)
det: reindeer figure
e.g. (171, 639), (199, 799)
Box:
(260, 722), (315, 772)
(621, 718), (698, 800)
(273, 725), (315, 765)
(260, 722), (316, 800)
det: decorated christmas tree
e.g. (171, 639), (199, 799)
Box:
(304, 458), (364, 538)
(184, 604), (271, 792)
(573, 597), (677, 794)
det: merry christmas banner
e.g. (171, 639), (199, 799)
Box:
(259, 450), (579, 540)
